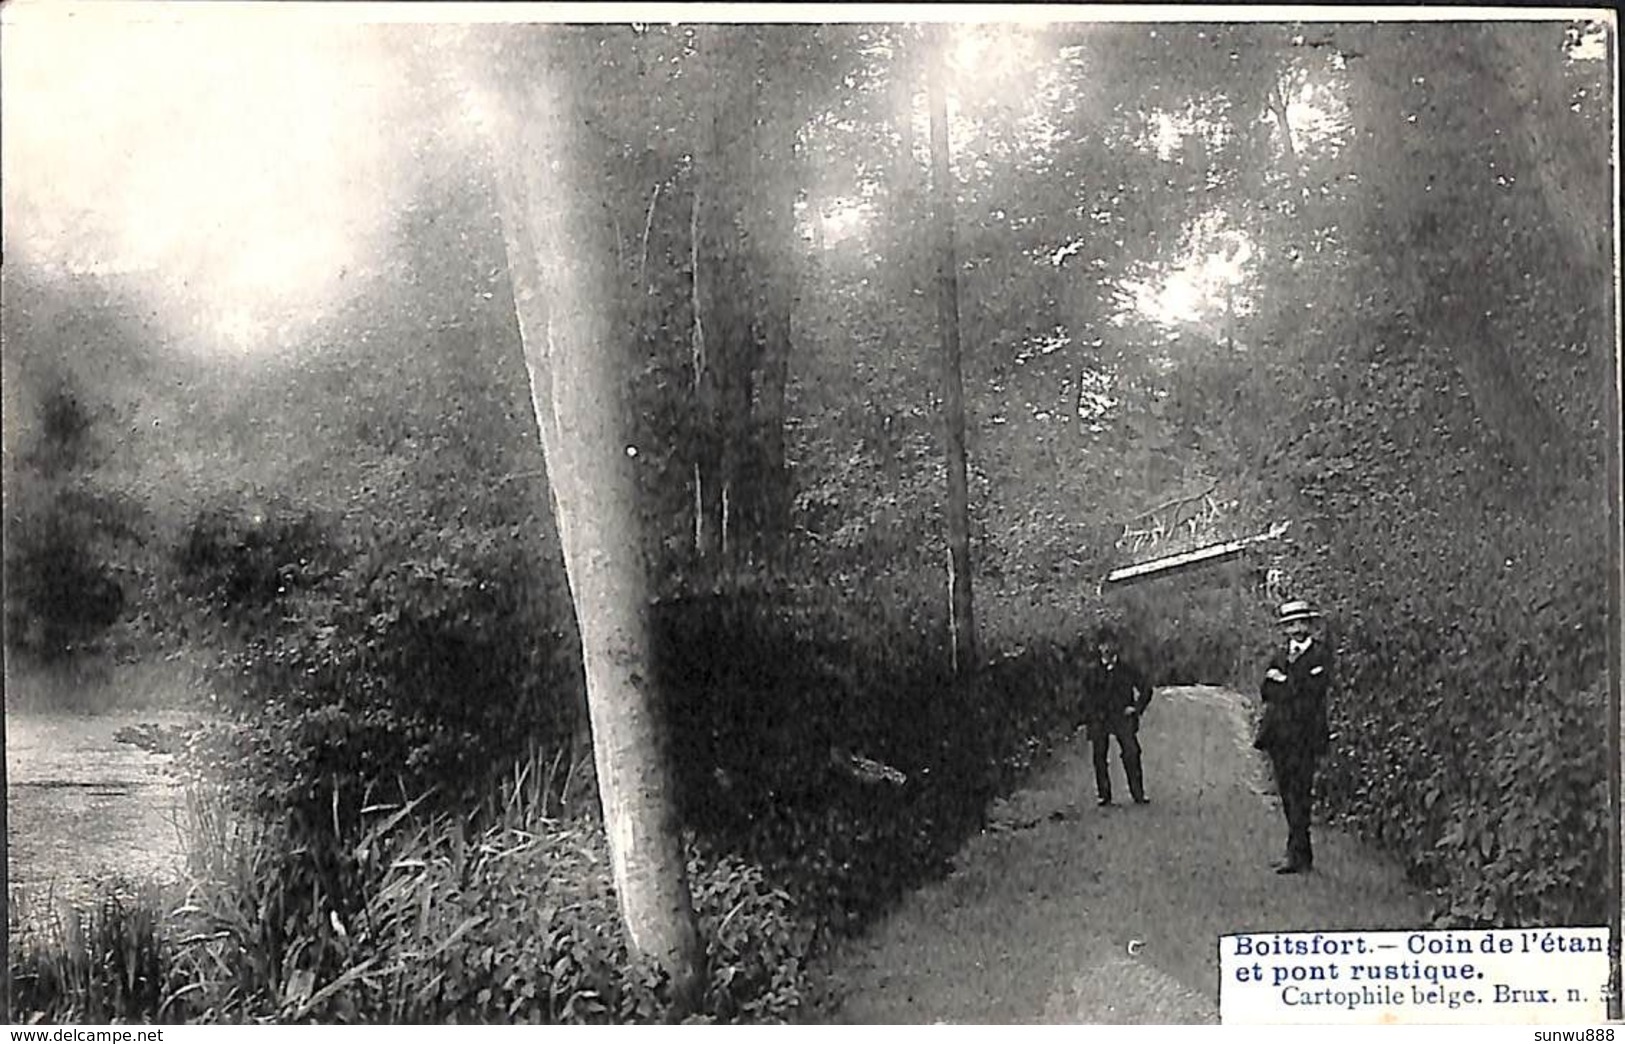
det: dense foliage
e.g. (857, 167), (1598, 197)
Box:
(175, 498), (581, 830)
(9, 600), (1091, 1024)
(1283, 313), (1612, 927)
(659, 591), (1089, 931)
(4, 15), (1614, 1024)
(8, 798), (822, 1024)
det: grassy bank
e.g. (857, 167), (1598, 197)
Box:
(9, 754), (812, 1024)
(8, 637), (1092, 1025)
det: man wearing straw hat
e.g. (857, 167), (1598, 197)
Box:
(1253, 599), (1333, 874)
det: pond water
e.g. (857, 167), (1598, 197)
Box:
(6, 709), (194, 917)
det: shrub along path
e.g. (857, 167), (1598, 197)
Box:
(818, 685), (1433, 1024)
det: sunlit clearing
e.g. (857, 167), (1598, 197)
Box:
(1139, 106), (1229, 163)
(949, 24), (1035, 82)
(1152, 111), (1188, 161)
(1127, 216), (1254, 329)
(820, 200), (870, 246)
(1131, 273), (1202, 326)
(459, 83), (498, 133)
(1, 9), (410, 354)
(214, 308), (271, 353)
(1281, 80), (1349, 156)
(923, 24), (1043, 157)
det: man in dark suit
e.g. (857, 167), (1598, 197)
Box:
(1253, 599), (1333, 874)
(1083, 625), (1154, 807)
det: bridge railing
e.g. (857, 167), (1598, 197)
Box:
(1107, 483), (1291, 588)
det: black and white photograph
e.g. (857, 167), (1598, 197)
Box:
(1, 2), (1619, 1026)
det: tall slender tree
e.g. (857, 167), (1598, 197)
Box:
(927, 25), (978, 674)
(480, 36), (705, 1012)
(684, 26), (809, 574)
(744, 27), (802, 561)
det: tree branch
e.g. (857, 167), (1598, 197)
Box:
(1266, 79), (1297, 161)
(639, 181), (663, 290)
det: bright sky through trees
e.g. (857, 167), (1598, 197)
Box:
(3, 4), (1304, 354)
(12, 7), (1586, 358)
(0, 7), (421, 352)
(804, 17), (1356, 338)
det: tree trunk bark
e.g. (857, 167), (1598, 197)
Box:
(927, 26), (978, 675)
(690, 26), (764, 578)
(748, 30), (799, 561)
(1, 692), (9, 1020)
(690, 139), (722, 568)
(485, 72), (704, 1013)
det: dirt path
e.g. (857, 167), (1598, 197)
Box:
(820, 685), (1433, 1024)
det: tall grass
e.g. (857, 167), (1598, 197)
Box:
(8, 739), (815, 1025)
(8, 879), (175, 1023)
(10, 633), (1087, 1025)
(153, 740), (599, 1023)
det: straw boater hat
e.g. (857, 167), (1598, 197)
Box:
(1277, 600), (1321, 625)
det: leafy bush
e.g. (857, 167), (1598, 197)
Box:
(657, 586), (1089, 936)
(1313, 561), (1612, 927)
(174, 499), (581, 836)
(3, 484), (143, 662)
(1273, 324), (1611, 927)
(337, 820), (819, 1024)
(1431, 680), (1610, 926)
(172, 501), (334, 625)
(1100, 568), (1279, 689)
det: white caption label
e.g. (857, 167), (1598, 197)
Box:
(1220, 927), (1611, 1024)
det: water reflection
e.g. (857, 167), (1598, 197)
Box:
(6, 709), (192, 916)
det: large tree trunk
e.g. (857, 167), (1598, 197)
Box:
(927, 27), (978, 675)
(485, 67), (704, 1012)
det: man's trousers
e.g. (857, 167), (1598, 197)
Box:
(1090, 717), (1144, 804)
(1270, 750), (1318, 868)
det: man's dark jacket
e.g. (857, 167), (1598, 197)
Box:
(1254, 638), (1332, 756)
(1082, 657), (1153, 730)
